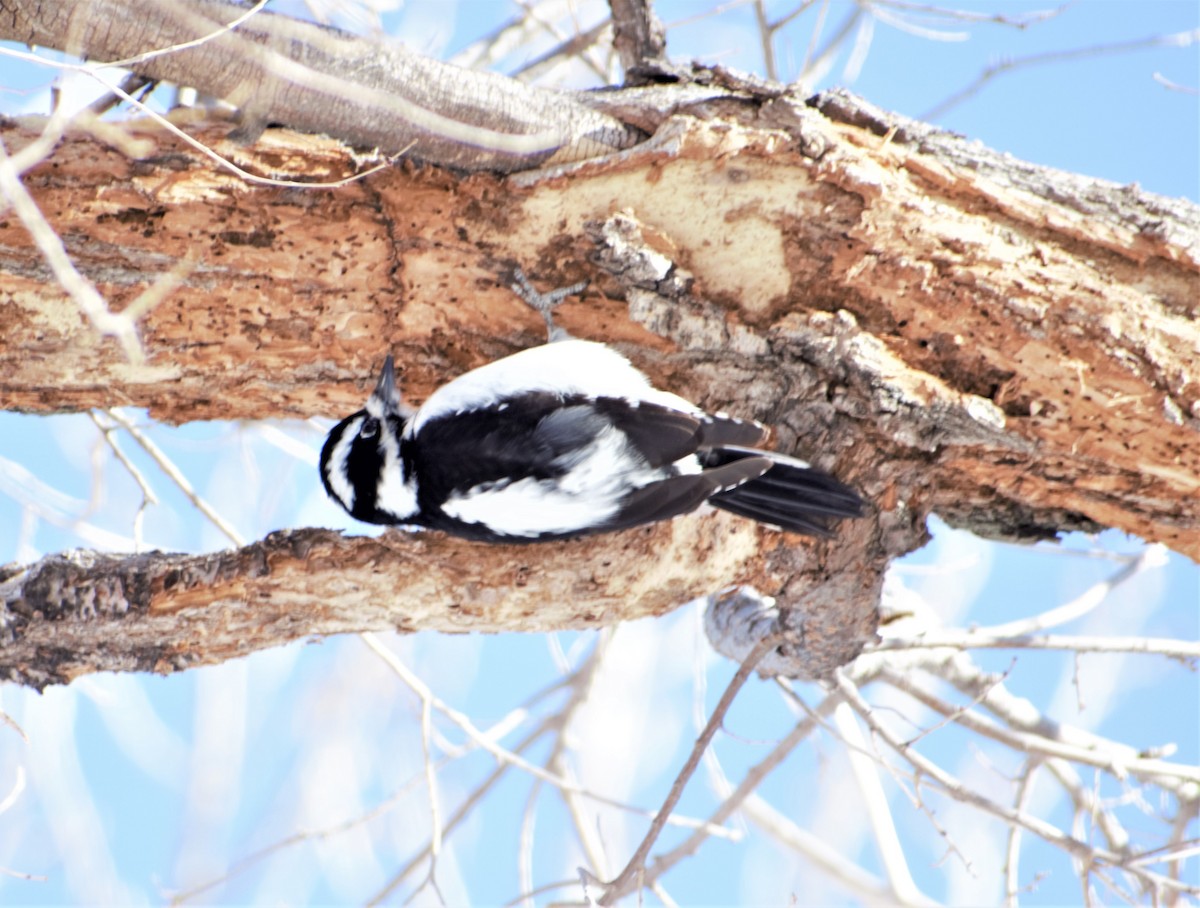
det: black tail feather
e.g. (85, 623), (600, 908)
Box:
(702, 446), (863, 536)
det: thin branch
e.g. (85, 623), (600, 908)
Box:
(85, 72), (155, 117)
(879, 666), (1200, 787)
(740, 791), (940, 907)
(833, 701), (926, 905)
(101, 0), (272, 69)
(542, 635), (616, 882)
(1003, 760), (1041, 907)
(869, 0), (1071, 29)
(976, 544), (1168, 638)
(516, 634), (613, 906)
(1153, 71), (1199, 95)
(800, 3), (865, 87)
(598, 632), (782, 905)
(508, 20), (610, 82)
(0, 453), (138, 550)
(753, 0), (778, 81)
(626, 680), (869, 899)
(770, 0), (822, 33)
(102, 408), (245, 547)
(923, 28), (1200, 120)
(0, 136), (144, 362)
(833, 670), (1194, 898)
(170, 668), (584, 905)
(511, 1), (610, 82)
(401, 637), (446, 904)
(366, 721), (555, 906)
(169, 758), (440, 904)
(0, 45), (406, 191)
(868, 3), (970, 42)
(88, 411), (160, 552)
(358, 633), (735, 843)
(1043, 759), (1132, 863)
(872, 632), (1200, 662)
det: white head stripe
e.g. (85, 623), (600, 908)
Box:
(375, 418), (419, 520)
(324, 416), (362, 510)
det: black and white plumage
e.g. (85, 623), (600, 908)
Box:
(319, 330), (864, 544)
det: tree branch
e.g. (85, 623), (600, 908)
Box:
(1, 86), (1195, 554)
(0, 513), (880, 689)
(0, 28), (1196, 688)
(0, 0), (640, 171)
(608, 0), (669, 79)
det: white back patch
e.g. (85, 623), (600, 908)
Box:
(324, 417), (361, 511)
(410, 340), (699, 433)
(375, 423), (418, 521)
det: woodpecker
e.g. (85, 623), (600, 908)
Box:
(319, 275), (863, 543)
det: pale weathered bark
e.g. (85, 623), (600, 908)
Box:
(0, 65), (1197, 686)
(0, 0), (639, 169)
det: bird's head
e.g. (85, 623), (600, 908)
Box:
(319, 355), (415, 524)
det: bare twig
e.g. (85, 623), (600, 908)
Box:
(599, 633), (781, 905)
(615, 678), (870, 900)
(879, 666), (1200, 787)
(1043, 759), (1132, 863)
(833, 701), (927, 905)
(1003, 760), (1042, 907)
(509, 19), (610, 82)
(977, 544), (1168, 638)
(870, 0), (1071, 29)
(1154, 72), (1199, 95)
(516, 633), (613, 906)
(510, 1), (610, 82)
(0, 453), (136, 550)
(0, 45), (407, 191)
(753, 0), (777, 81)
(740, 791), (940, 906)
(85, 72), (155, 116)
(833, 669), (1194, 898)
(169, 759), (440, 904)
(362, 710), (562, 906)
(923, 28), (1200, 120)
(932, 655), (1199, 797)
(359, 635), (734, 840)
(0, 137), (144, 362)
(88, 411), (160, 552)
(102, 408), (245, 547)
(872, 631), (1199, 662)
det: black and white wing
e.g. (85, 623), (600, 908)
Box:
(409, 392), (767, 541)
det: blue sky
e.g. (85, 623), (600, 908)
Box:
(0, 2), (1197, 905)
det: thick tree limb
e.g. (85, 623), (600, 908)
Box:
(0, 0), (640, 170)
(0, 514), (880, 690)
(0, 70), (1196, 685)
(1, 91), (1195, 549)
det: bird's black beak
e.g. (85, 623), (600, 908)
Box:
(368, 354), (403, 415)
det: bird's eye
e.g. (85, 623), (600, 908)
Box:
(360, 417), (380, 440)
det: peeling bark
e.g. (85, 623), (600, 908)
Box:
(0, 80), (1197, 687)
